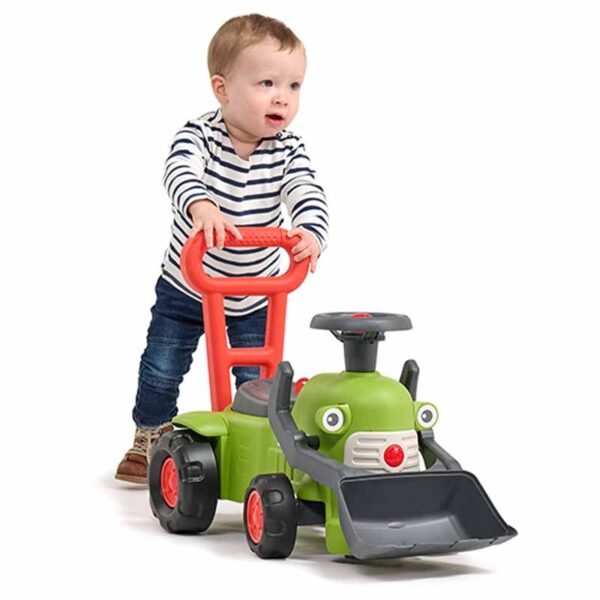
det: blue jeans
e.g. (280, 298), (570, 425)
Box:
(132, 276), (267, 428)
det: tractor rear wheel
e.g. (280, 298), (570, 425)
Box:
(148, 429), (218, 534)
(243, 473), (297, 559)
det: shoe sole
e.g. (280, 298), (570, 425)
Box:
(114, 473), (148, 485)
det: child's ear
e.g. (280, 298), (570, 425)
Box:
(211, 75), (228, 106)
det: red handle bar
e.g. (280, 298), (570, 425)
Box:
(181, 227), (309, 295)
(180, 227), (310, 412)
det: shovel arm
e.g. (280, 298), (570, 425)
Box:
(268, 362), (370, 489)
(419, 429), (462, 471)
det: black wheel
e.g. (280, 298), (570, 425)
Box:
(148, 429), (219, 534)
(243, 473), (297, 559)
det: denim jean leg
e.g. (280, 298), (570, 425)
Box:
(226, 306), (268, 389)
(132, 277), (204, 428)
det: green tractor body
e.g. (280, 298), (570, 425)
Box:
(171, 368), (442, 556)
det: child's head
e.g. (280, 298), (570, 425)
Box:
(208, 14), (306, 141)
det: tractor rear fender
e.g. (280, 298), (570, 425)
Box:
(172, 411), (229, 439)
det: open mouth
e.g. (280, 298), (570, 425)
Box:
(266, 113), (285, 126)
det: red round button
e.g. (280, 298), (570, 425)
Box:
(383, 444), (405, 467)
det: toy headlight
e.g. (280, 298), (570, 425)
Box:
(414, 402), (438, 430)
(315, 405), (351, 435)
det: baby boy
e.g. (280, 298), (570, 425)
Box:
(116, 14), (329, 483)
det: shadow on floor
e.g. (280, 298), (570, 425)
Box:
(99, 471), (492, 581)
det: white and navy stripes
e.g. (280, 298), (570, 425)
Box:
(161, 108), (328, 316)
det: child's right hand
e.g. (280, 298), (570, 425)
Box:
(187, 199), (243, 249)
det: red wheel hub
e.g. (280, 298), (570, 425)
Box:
(246, 489), (264, 544)
(160, 457), (178, 508)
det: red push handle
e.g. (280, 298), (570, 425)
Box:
(179, 227), (310, 412)
(181, 227), (309, 295)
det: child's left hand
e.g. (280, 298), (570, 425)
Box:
(287, 228), (321, 273)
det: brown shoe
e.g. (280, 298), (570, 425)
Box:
(115, 423), (173, 484)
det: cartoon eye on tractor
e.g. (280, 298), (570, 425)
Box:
(148, 228), (517, 560)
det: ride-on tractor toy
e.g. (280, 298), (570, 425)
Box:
(148, 228), (517, 559)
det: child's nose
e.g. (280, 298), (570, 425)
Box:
(273, 90), (289, 106)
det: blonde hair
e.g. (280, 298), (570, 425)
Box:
(208, 14), (304, 77)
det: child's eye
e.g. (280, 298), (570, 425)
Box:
(259, 80), (273, 87)
(290, 82), (301, 91)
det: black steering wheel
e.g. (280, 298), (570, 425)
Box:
(310, 312), (412, 333)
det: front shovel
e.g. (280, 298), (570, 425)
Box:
(336, 470), (516, 559)
(268, 361), (517, 560)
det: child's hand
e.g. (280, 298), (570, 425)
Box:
(287, 227), (321, 273)
(188, 199), (242, 249)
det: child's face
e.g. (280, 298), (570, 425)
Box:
(215, 37), (306, 141)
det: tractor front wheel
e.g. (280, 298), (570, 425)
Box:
(243, 473), (297, 559)
(148, 429), (218, 534)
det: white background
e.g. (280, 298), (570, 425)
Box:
(2, 1), (598, 597)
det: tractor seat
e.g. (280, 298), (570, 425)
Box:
(232, 378), (297, 417)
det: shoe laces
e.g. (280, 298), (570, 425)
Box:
(130, 423), (172, 456)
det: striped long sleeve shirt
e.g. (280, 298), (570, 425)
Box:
(161, 108), (329, 316)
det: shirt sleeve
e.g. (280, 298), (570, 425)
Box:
(163, 121), (218, 222)
(280, 136), (329, 252)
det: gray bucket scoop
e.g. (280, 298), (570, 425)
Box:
(337, 470), (516, 559)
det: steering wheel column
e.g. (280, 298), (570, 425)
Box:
(310, 312), (412, 372)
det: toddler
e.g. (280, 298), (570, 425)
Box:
(115, 14), (329, 483)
